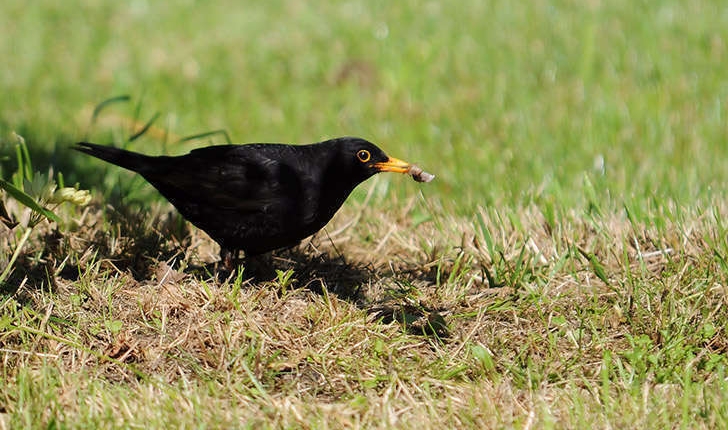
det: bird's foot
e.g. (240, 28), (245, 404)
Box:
(242, 253), (278, 282)
(215, 249), (277, 282)
(212, 248), (240, 280)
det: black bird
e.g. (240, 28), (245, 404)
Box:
(75, 137), (433, 265)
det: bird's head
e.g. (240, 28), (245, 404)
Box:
(334, 137), (413, 181)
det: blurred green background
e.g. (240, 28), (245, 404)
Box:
(1, 0), (727, 212)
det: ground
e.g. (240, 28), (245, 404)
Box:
(2, 0), (728, 428)
(3, 196), (728, 428)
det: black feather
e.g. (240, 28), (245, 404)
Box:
(75, 137), (410, 258)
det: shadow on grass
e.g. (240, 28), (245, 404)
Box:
(275, 248), (376, 302)
(180, 246), (450, 339)
(270, 249), (451, 339)
(4, 213), (450, 339)
(1, 129), (95, 184)
(368, 303), (450, 338)
(0, 204), (187, 296)
(183, 247), (376, 304)
(277, 248), (450, 339)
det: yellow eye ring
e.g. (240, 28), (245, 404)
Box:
(357, 149), (371, 162)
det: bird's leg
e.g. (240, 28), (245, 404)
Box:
(243, 253), (277, 281)
(219, 247), (238, 272)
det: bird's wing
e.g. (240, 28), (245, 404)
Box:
(143, 146), (310, 217)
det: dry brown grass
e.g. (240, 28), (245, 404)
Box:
(2, 192), (728, 428)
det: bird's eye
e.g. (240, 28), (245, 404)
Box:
(356, 150), (371, 163)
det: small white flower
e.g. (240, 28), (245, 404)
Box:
(49, 187), (91, 206)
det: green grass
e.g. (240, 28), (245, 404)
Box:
(2, 0), (728, 428)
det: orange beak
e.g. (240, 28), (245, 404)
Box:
(373, 156), (411, 174)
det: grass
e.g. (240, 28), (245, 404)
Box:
(2, 0), (728, 428)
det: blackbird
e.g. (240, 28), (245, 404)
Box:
(75, 137), (433, 264)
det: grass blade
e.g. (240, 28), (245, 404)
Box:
(92, 95), (131, 121)
(129, 112), (161, 142)
(179, 129), (232, 144)
(0, 179), (59, 223)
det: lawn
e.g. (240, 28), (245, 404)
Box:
(2, 0), (728, 428)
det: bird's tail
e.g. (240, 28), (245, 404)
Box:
(74, 142), (152, 173)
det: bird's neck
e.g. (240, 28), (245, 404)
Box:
(296, 141), (372, 230)
(300, 151), (364, 231)
(316, 164), (361, 220)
